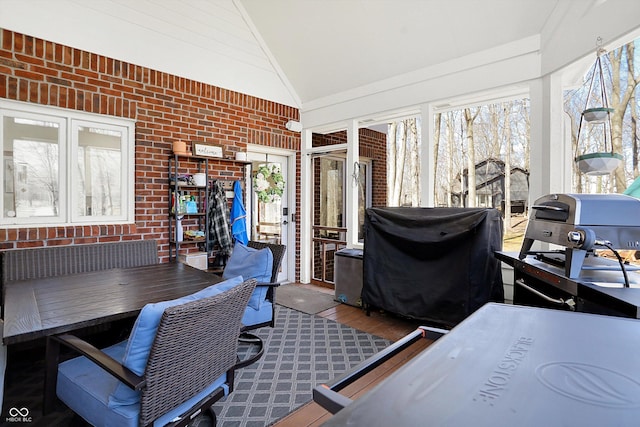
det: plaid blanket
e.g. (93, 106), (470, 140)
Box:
(208, 181), (233, 256)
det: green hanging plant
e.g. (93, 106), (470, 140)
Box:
(253, 164), (285, 203)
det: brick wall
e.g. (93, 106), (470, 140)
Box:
(357, 128), (388, 207)
(0, 29), (301, 273)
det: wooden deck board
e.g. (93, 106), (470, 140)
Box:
(273, 284), (432, 427)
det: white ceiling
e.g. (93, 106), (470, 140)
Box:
(239, 0), (562, 104)
(1, 0), (639, 127)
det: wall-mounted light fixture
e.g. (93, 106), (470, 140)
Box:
(285, 120), (302, 132)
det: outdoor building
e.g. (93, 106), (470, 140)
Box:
(452, 158), (529, 213)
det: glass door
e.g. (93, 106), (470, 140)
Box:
(310, 155), (372, 286)
(312, 156), (347, 286)
(247, 152), (289, 282)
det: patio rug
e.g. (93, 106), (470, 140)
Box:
(275, 284), (340, 315)
(1, 306), (390, 427)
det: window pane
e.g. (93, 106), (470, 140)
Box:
(76, 125), (122, 217)
(3, 116), (61, 219)
(357, 163), (368, 241)
(320, 158), (344, 238)
(1, 100), (134, 226)
(254, 162), (283, 244)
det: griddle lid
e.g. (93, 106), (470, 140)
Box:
(532, 201), (570, 221)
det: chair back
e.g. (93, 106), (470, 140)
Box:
(247, 241), (286, 283)
(139, 279), (256, 426)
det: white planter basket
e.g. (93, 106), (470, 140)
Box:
(583, 107), (614, 123)
(575, 152), (623, 176)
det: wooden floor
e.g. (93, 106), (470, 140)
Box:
(272, 284), (433, 427)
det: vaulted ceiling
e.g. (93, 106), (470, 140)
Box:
(239, 0), (562, 105)
(1, 0), (639, 128)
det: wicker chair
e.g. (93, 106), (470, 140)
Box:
(50, 279), (257, 427)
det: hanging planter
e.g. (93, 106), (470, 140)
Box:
(583, 107), (614, 123)
(575, 152), (623, 176)
(253, 164), (285, 203)
(573, 38), (623, 176)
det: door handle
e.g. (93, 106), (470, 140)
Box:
(515, 279), (576, 310)
(282, 220), (288, 225)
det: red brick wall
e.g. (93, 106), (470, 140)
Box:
(0, 29), (301, 273)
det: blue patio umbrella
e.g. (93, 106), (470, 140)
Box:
(624, 176), (640, 199)
(230, 180), (249, 245)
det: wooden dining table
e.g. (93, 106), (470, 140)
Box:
(3, 261), (225, 413)
(3, 261), (223, 346)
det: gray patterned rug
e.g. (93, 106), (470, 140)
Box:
(1, 306), (390, 427)
(210, 305), (390, 426)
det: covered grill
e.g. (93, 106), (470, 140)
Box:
(363, 207), (504, 327)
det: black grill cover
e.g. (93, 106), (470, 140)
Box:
(363, 207), (504, 327)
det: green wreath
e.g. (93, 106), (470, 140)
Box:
(253, 164), (285, 203)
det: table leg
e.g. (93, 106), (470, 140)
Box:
(43, 336), (60, 415)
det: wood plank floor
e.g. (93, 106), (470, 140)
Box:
(272, 284), (433, 427)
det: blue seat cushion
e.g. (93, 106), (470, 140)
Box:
(108, 275), (244, 408)
(57, 340), (229, 427)
(242, 300), (273, 326)
(222, 242), (273, 310)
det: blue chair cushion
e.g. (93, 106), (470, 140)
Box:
(241, 300), (273, 326)
(57, 340), (230, 427)
(222, 242), (273, 310)
(108, 275), (244, 408)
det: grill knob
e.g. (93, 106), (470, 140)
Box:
(567, 228), (595, 250)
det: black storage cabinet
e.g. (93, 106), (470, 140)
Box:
(362, 207), (504, 327)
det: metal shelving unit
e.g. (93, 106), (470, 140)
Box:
(168, 154), (251, 266)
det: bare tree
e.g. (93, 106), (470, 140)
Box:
(433, 112), (442, 204)
(489, 104), (502, 158)
(564, 92), (584, 193)
(446, 111), (455, 206)
(464, 107), (480, 207)
(519, 100), (531, 173)
(632, 95), (639, 177)
(407, 118), (420, 206)
(503, 103), (512, 229)
(609, 42), (640, 192)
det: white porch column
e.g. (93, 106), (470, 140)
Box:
(528, 73), (570, 203)
(299, 128), (313, 283)
(528, 73), (570, 254)
(345, 120), (360, 247)
(420, 104), (436, 207)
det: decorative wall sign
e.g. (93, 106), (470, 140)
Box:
(192, 142), (223, 158)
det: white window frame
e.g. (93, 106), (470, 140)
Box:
(0, 99), (135, 226)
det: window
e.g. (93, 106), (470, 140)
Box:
(319, 157), (344, 238)
(314, 155), (372, 242)
(356, 161), (372, 242)
(1, 100), (134, 226)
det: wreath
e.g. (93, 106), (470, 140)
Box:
(253, 164), (285, 203)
